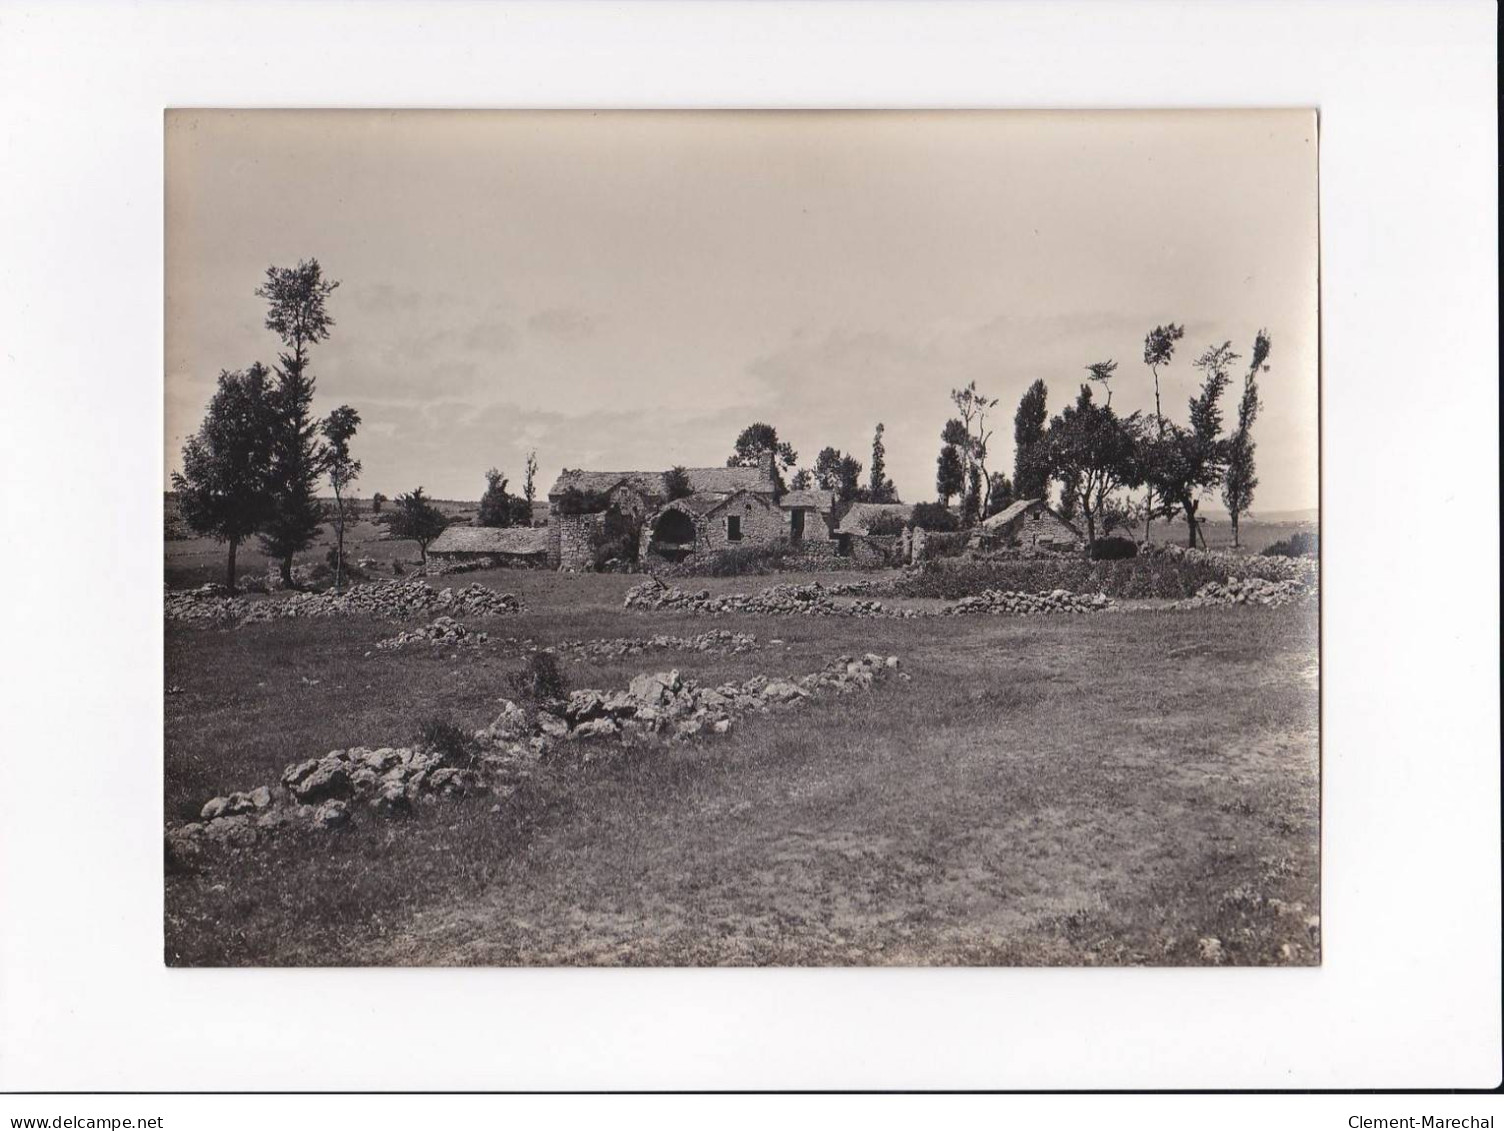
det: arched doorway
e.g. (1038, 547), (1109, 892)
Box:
(648, 507), (698, 561)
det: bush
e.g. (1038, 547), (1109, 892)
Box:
(865, 514), (909, 537)
(554, 486), (612, 516)
(590, 508), (641, 570)
(416, 717), (477, 765)
(923, 531), (971, 559)
(910, 502), (961, 532)
(690, 542), (800, 577)
(509, 651), (569, 705)
(1089, 536), (1138, 561)
(1263, 530), (1319, 558)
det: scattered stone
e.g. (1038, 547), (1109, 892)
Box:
(1197, 936), (1224, 964)
(314, 800), (350, 828)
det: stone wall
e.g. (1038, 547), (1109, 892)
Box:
(553, 513), (601, 571)
(701, 495), (785, 552)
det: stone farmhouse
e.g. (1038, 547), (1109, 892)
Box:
(971, 498), (1081, 553)
(544, 455), (841, 570)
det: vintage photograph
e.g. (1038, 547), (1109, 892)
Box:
(164, 110), (1320, 967)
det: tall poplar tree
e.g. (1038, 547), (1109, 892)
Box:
(256, 259), (340, 587)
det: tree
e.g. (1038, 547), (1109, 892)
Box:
(1013, 379), (1050, 501)
(256, 259), (339, 587)
(728, 422), (798, 497)
(390, 487), (448, 564)
(662, 465), (693, 501)
(479, 467), (530, 527)
(1046, 384), (1144, 546)
(1222, 330), (1272, 548)
(171, 364), (275, 591)
(814, 446), (863, 503)
(867, 423), (896, 502)
(985, 472), (1015, 518)
(1085, 359), (1119, 407)
(319, 405), (361, 592)
(523, 450), (539, 506)
(1140, 323), (1186, 539)
(371, 491), (387, 514)
(789, 467), (814, 492)
(948, 382), (1000, 521)
(936, 443), (965, 506)
(1145, 342), (1236, 548)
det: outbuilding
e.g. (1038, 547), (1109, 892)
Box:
(972, 498), (1081, 552)
(427, 524), (551, 568)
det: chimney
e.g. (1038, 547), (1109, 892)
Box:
(761, 450), (775, 482)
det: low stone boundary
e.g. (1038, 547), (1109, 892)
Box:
(940, 589), (1113, 616)
(165, 579), (522, 627)
(168, 652), (906, 852)
(1173, 577), (1312, 609)
(550, 629), (760, 660)
(375, 616), (489, 650)
(623, 577), (916, 618)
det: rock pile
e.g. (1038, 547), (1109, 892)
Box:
(169, 745), (488, 849)
(941, 588), (1113, 616)
(375, 616), (488, 650)
(552, 629), (760, 660)
(482, 652), (904, 748)
(1176, 577), (1311, 609)
(623, 577), (918, 619)
(170, 651), (907, 852)
(166, 579), (522, 627)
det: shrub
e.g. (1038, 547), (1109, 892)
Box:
(910, 502), (961, 532)
(923, 531), (971, 559)
(662, 466), (693, 501)
(692, 542), (800, 577)
(554, 487), (612, 516)
(509, 651), (569, 705)
(1263, 530), (1319, 558)
(416, 717), (477, 765)
(865, 514), (909, 537)
(1089, 536), (1138, 561)
(590, 508), (641, 570)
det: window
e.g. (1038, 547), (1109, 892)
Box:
(726, 515), (742, 541)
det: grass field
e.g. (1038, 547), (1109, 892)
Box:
(164, 564), (1320, 967)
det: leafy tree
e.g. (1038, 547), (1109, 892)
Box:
(867, 423), (896, 502)
(1222, 330), (1272, 548)
(662, 465), (693, 501)
(371, 491), (387, 514)
(319, 405), (361, 591)
(479, 467), (529, 527)
(523, 450), (539, 507)
(935, 443), (965, 506)
(728, 422), (798, 497)
(814, 446), (863, 503)
(910, 501), (961, 532)
(390, 487), (448, 564)
(1140, 323), (1186, 539)
(171, 364), (276, 591)
(554, 486), (612, 516)
(1013, 379), (1050, 501)
(985, 472), (1015, 518)
(1085, 359), (1119, 407)
(1046, 385), (1144, 546)
(1145, 343), (1236, 548)
(948, 382), (1000, 520)
(788, 467), (814, 492)
(256, 259), (339, 587)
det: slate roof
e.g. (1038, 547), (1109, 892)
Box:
(547, 464), (774, 500)
(779, 489), (835, 512)
(428, 525), (550, 556)
(979, 498), (1040, 531)
(834, 502), (915, 535)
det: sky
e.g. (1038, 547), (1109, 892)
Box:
(165, 110), (1319, 513)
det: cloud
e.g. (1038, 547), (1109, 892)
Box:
(527, 307), (596, 342)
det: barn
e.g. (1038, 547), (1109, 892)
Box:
(427, 525), (551, 568)
(972, 498), (1081, 552)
